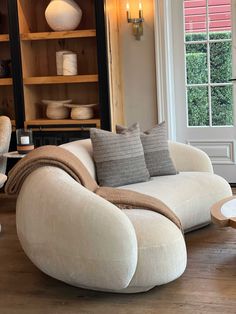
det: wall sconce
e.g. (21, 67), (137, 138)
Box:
(126, 2), (144, 40)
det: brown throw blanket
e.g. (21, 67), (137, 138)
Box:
(5, 146), (182, 231)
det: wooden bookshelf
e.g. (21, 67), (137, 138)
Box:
(17, 0), (100, 131)
(21, 30), (96, 41)
(3, 0), (124, 142)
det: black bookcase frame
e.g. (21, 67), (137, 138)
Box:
(95, 0), (111, 131)
(7, 0), (25, 129)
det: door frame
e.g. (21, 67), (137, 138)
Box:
(154, 0), (236, 182)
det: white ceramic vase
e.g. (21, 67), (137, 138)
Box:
(45, 0), (82, 32)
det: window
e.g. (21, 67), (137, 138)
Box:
(184, 0), (233, 127)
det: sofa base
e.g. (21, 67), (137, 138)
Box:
(184, 221), (211, 234)
(71, 283), (156, 294)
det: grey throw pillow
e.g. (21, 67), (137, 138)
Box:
(90, 123), (150, 187)
(116, 122), (177, 177)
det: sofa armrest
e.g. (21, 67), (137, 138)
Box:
(169, 141), (213, 173)
(0, 116), (11, 155)
(16, 167), (138, 291)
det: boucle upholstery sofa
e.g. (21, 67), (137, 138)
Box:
(16, 139), (232, 293)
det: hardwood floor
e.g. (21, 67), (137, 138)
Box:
(0, 199), (236, 314)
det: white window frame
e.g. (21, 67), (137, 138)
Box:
(154, 0), (176, 140)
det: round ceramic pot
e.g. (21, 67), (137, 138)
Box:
(42, 100), (72, 119)
(45, 0), (82, 31)
(64, 104), (95, 120)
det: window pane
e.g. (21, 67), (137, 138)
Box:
(209, 31), (231, 40)
(184, 0), (233, 128)
(186, 43), (208, 84)
(210, 41), (232, 83)
(184, 0), (207, 41)
(211, 85), (233, 126)
(209, 0), (231, 39)
(188, 86), (209, 126)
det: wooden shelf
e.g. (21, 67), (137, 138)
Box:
(0, 78), (12, 86)
(23, 75), (99, 85)
(20, 29), (96, 41)
(26, 119), (100, 125)
(25, 119), (101, 130)
(0, 34), (9, 42)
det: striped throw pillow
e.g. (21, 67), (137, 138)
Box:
(116, 122), (177, 177)
(90, 123), (150, 187)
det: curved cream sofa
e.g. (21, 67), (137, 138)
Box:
(16, 140), (232, 293)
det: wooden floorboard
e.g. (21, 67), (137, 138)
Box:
(0, 200), (236, 314)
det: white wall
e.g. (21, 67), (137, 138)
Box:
(119, 0), (157, 131)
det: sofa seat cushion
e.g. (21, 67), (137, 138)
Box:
(119, 172), (232, 231)
(121, 209), (187, 291)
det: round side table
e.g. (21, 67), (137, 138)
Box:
(211, 196), (236, 229)
(3, 151), (26, 159)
